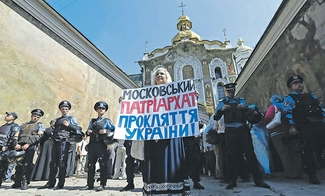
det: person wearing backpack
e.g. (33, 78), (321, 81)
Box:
(283, 75), (325, 184)
(265, 94), (303, 179)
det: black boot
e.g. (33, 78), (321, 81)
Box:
(226, 181), (237, 189)
(193, 182), (204, 189)
(120, 183), (135, 192)
(80, 185), (94, 190)
(21, 180), (28, 190)
(38, 182), (55, 189)
(53, 185), (64, 190)
(12, 167), (23, 189)
(11, 182), (21, 189)
(309, 175), (320, 185)
(254, 179), (270, 188)
(96, 185), (105, 192)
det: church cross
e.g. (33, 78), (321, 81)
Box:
(179, 3), (186, 15)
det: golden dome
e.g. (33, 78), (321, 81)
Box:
(236, 38), (252, 52)
(177, 15), (192, 30)
(172, 15), (201, 45)
(172, 30), (201, 45)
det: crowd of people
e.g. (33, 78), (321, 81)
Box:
(0, 101), (82, 190)
(206, 74), (325, 190)
(1, 70), (325, 195)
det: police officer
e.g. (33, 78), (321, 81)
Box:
(39, 101), (81, 190)
(11, 109), (45, 190)
(81, 101), (115, 192)
(283, 75), (325, 184)
(214, 83), (270, 189)
(0, 112), (19, 187)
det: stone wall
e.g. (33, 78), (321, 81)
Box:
(0, 2), (122, 129)
(237, 0), (325, 112)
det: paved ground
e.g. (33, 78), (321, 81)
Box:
(1, 169), (325, 195)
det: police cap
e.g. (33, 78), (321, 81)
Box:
(223, 83), (237, 91)
(6, 111), (18, 119)
(58, 100), (71, 109)
(31, 109), (44, 117)
(94, 101), (108, 111)
(286, 75), (303, 88)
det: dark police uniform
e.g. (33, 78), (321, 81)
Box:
(40, 101), (81, 190)
(11, 109), (45, 189)
(83, 101), (115, 191)
(283, 75), (325, 184)
(214, 83), (269, 189)
(0, 112), (19, 187)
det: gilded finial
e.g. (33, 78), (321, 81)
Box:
(237, 36), (244, 46)
(179, 2), (186, 16)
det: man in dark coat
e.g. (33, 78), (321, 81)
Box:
(31, 120), (55, 181)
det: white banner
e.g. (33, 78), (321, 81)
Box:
(114, 80), (200, 140)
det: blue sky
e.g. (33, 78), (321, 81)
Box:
(45, 0), (283, 75)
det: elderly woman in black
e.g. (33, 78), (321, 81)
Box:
(142, 67), (190, 195)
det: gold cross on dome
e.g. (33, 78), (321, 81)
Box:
(179, 2), (186, 15)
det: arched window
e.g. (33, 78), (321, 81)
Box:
(214, 67), (222, 79)
(217, 84), (225, 100)
(182, 65), (194, 80)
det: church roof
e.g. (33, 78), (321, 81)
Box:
(236, 38), (252, 52)
(172, 14), (201, 45)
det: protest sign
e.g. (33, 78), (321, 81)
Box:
(114, 79), (200, 140)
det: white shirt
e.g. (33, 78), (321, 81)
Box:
(78, 140), (88, 155)
(117, 139), (125, 147)
(217, 116), (225, 134)
(200, 124), (213, 152)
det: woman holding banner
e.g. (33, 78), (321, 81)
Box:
(142, 67), (190, 195)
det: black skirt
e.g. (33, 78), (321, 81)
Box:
(142, 138), (190, 195)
